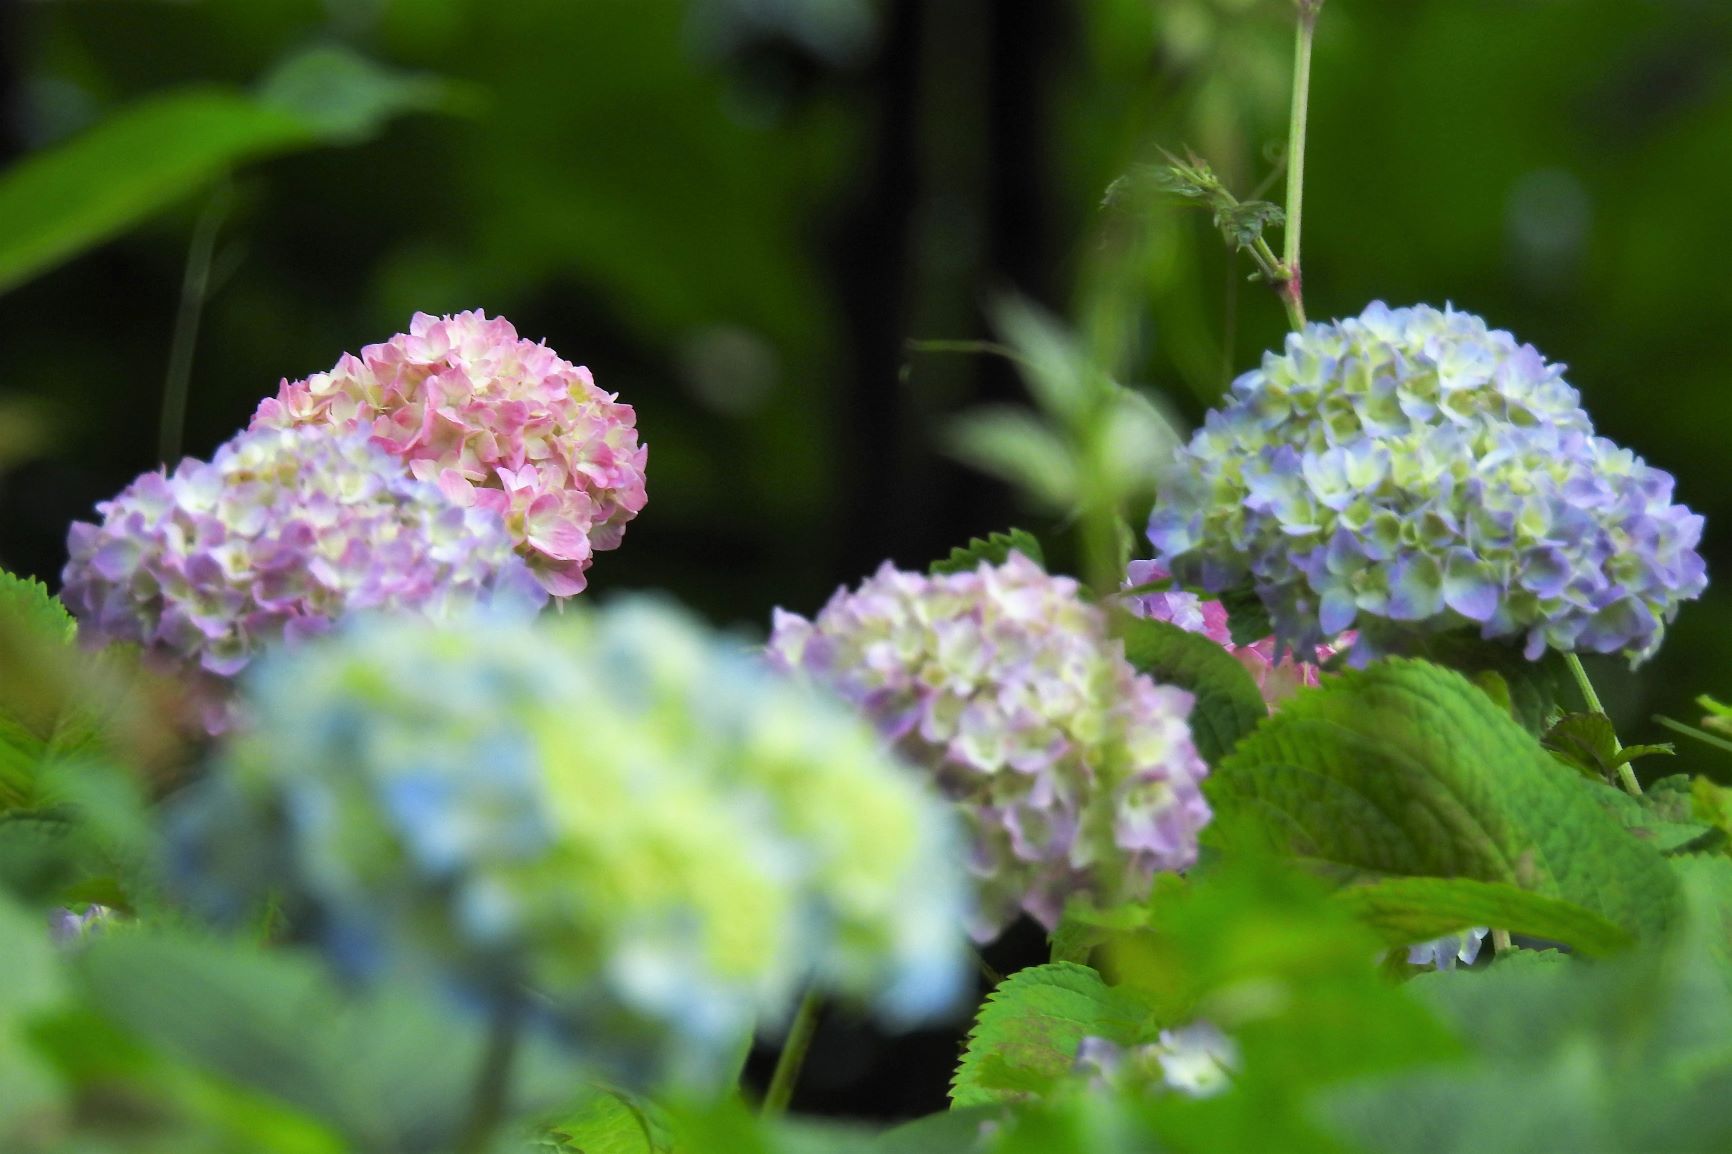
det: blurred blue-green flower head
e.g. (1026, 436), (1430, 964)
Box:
(171, 599), (969, 1088)
(1149, 302), (1707, 665)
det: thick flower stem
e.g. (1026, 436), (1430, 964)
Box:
(1565, 652), (1642, 796)
(761, 988), (823, 1117)
(1280, 1), (1321, 332)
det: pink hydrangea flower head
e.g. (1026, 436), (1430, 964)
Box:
(1126, 560), (1347, 709)
(61, 425), (544, 731)
(769, 552), (1211, 941)
(252, 310), (648, 597)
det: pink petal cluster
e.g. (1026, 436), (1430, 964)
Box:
(251, 311), (647, 597)
(1126, 560), (1346, 708)
(769, 553), (1211, 941)
(62, 425), (543, 731)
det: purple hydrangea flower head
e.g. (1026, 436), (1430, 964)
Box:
(1125, 560), (1348, 709)
(170, 601), (967, 1089)
(1148, 303), (1707, 665)
(62, 425), (543, 730)
(769, 552), (1211, 941)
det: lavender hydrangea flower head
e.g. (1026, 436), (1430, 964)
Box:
(170, 601), (967, 1088)
(252, 310), (648, 597)
(768, 552), (1211, 941)
(1148, 303), (1706, 665)
(1125, 559), (1346, 709)
(61, 425), (542, 731)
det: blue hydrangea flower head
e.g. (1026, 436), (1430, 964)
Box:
(170, 600), (969, 1089)
(1148, 302), (1707, 665)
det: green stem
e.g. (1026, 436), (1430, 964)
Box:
(1280, 1), (1320, 331)
(1491, 928), (1513, 956)
(1565, 652), (1640, 796)
(157, 182), (232, 466)
(457, 993), (521, 1154)
(761, 988), (822, 1117)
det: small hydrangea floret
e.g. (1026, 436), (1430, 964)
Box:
(769, 552), (1211, 940)
(1407, 927), (1488, 971)
(1148, 302), (1707, 664)
(253, 310), (648, 597)
(62, 425), (541, 730)
(1073, 1023), (1238, 1098)
(170, 602), (966, 1088)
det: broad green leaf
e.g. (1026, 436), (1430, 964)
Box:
(1578, 773), (1717, 856)
(950, 962), (1153, 1108)
(1332, 876), (1631, 957)
(0, 570), (75, 648)
(1109, 856), (1459, 1154)
(547, 1086), (668, 1153)
(945, 407), (1078, 511)
(1207, 658), (1680, 942)
(871, 1108), (1001, 1153)
(0, 890), (67, 1121)
(1215, 585), (1274, 649)
(0, 49), (453, 296)
(0, 91), (310, 296)
(79, 932), (577, 1150)
(930, 530), (1045, 576)
(1324, 865), (1732, 1154)
(989, 296), (1093, 424)
(1420, 636), (1568, 736)
(1116, 615), (1266, 765)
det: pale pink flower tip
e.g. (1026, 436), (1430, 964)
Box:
(252, 310), (648, 596)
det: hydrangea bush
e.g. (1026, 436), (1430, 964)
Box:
(769, 552), (1211, 939)
(253, 310), (648, 597)
(168, 601), (967, 1088)
(10, 4), (1732, 1152)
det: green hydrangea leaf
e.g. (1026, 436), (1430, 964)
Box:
(546, 1086), (670, 1153)
(1116, 614), (1267, 765)
(1206, 657), (1680, 943)
(1323, 862), (1732, 1154)
(930, 530), (1045, 577)
(1332, 876), (1631, 957)
(1420, 636), (1569, 736)
(78, 932), (579, 1149)
(1577, 773), (1718, 856)
(0, 570), (74, 648)
(1216, 585), (1275, 649)
(950, 962), (1153, 1108)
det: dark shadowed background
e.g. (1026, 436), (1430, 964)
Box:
(3, 0), (1731, 1120)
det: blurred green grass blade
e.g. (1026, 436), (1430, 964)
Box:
(0, 90), (313, 296)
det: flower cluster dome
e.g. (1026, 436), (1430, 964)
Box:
(252, 310), (648, 597)
(1148, 302), (1706, 664)
(1125, 559), (1345, 709)
(769, 552), (1211, 940)
(170, 601), (967, 1088)
(61, 425), (541, 730)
